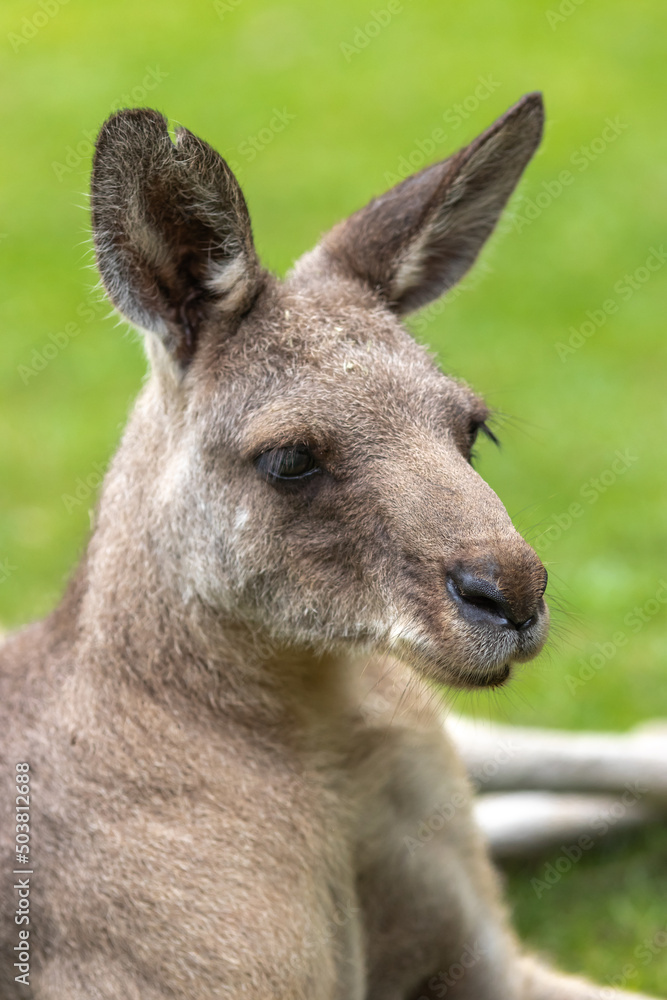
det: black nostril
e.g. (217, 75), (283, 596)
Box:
(446, 567), (534, 631)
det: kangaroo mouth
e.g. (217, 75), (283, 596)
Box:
(476, 662), (512, 688)
(386, 605), (548, 691)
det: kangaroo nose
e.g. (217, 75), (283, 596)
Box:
(446, 564), (547, 631)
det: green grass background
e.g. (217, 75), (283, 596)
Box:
(1, 0), (666, 990)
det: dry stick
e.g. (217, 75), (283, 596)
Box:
(447, 715), (667, 856)
(473, 791), (659, 859)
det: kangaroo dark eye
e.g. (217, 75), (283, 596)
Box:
(256, 446), (320, 481)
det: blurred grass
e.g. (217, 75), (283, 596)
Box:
(0, 0), (665, 990)
(504, 826), (667, 990)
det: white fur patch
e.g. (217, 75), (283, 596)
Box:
(233, 507), (250, 531)
(387, 616), (431, 652)
(207, 255), (250, 313)
(392, 226), (433, 300)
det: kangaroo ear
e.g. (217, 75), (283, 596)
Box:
(315, 93), (544, 315)
(91, 108), (262, 369)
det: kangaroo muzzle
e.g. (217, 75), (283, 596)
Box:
(443, 545), (550, 686)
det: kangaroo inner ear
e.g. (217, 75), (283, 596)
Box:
(314, 93), (544, 315)
(91, 108), (262, 368)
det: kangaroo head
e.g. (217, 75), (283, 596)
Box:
(90, 94), (548, 690)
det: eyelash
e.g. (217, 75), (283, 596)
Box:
(469, 421), (500, 464)
(477, 422), (500, 446)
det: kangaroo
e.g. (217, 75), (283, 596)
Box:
(0, 93), (658, 1000)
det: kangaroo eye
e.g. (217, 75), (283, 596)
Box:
(256, 446), (320, 481)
